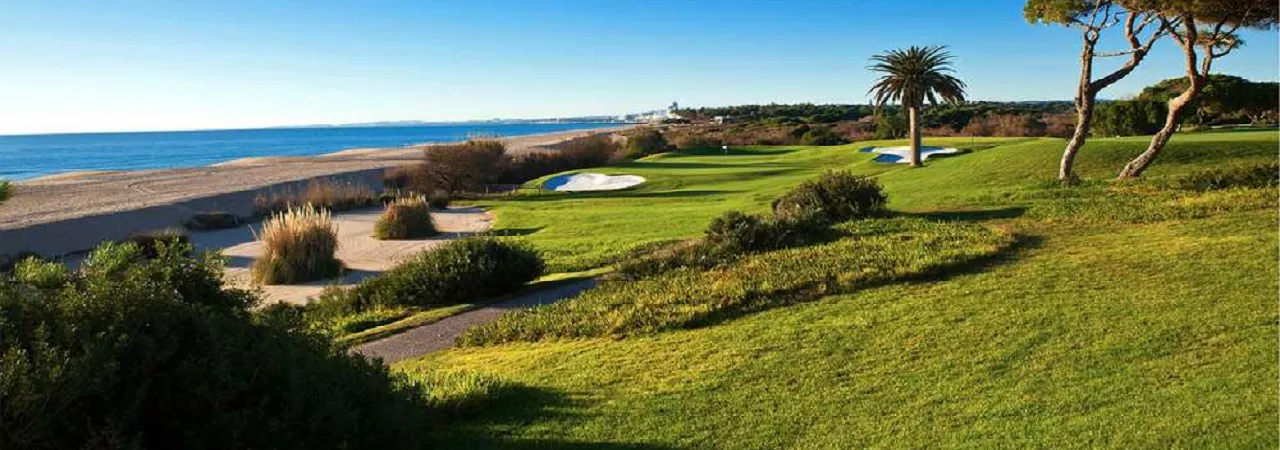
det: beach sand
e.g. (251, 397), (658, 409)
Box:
(0, 125), (633, 256)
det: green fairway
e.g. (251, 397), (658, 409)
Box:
(401, 130), (1278, 448)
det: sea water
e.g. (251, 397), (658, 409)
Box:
(0, 123), (621, 180)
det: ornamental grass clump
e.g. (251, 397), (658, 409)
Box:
(374, 195), (438, 240)
(252, 205), (341, 285)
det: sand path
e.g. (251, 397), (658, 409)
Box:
(353, 278), (597, 363)
(193, 206), (493, 305)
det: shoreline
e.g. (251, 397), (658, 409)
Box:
(20, 124), (636, 182)
(0, 124), (634, 257)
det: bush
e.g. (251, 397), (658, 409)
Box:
(674, 134), (724, 150)
(621, 128), (671, 159)
(423, 139), (507, 194)
(1172, 162), (1279, 191)
(0, 241), (436, 449)
(0, 180), (9, 203)
(426, 189), (452, 209)
(122, 228), (191, 258)
(252, 205), (341, 285)
(798, 126), (849, 145)
(374, 196), (438, 240)
(184, 211), (241, 230)
(773, 171), (886, 223)
(705, 211), (773, 251)
(309, 238), (543, 319)
(255, 178), (376, 215)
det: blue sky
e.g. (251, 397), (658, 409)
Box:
(1, 0), (1276, 134)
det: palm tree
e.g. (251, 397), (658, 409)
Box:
(868, 46), (967, 167)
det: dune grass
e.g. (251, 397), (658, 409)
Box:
(251, 205), (341, 285)
(391, 130), (1279, 448)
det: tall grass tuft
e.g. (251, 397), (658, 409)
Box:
(374, 195), (438, 240)
(254, 178), (375, 216)
(252, 205), (341, 285)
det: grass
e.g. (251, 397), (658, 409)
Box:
(0, 180), (9, 204)
(254, 178), (376, 216)
(461, 218), (1014, 345)
(251, 205), (341, 285)
(391, 130), (1279, 448)
(374, 195), (438, 240)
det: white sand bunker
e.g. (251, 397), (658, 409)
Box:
(861, 146), (962, 164)
(544, 173), (645, 192)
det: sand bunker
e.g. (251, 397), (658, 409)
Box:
(861, 146), (962, 164)
(544, 173), (645, 192)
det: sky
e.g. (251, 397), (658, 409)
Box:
(0, 0), (1276, 135)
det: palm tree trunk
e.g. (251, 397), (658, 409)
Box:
(907, 106), (922, 167)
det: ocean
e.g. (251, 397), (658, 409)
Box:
(0, 123), (622, 181)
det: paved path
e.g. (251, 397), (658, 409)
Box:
(354, 279), (597, 364)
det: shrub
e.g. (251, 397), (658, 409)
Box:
(184, 211), (241, 230)
(251, 205), (341, 285)
(705, 211), (773, 251)
(255, 178), (375, 215)
(1172, 162), (1279, 191)
(309, 238), (543, 320)
(422, 139), (507, 195)
(621, 128), (671, 159)
(674, 134), (724, 150)
(374, 196), (438, 240)
(0, 241), (437, 449)
(0, 180), (9, 203)
(427, 189), (453, 209)
(773, 171), (886, 223)
(495, 135), (621, 183)
(0, 252), (41, 274)
(122, 228), (191, 258)
(798, 126), (849, 145)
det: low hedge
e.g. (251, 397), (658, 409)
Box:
(310, 238), (544, 321)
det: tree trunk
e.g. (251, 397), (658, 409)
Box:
(1117, 87), (1197, 178)
(1061, 40), (1096, 185)
(1060, 99), (1093, 184)
(907, 105), (922, 167)
(1119, 20), (1206, 180)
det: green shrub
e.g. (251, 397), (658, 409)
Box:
(122, 228), (191, 258)
(374, 196), (438, 240)
(773, 171), (886, 223)
(705, 211), (773, 251)
(461, 218), (1014, 345)
(0, 180), (9, 203)
(1172, 162), (1279, 191)
(0, 241), (436, 449)
(427, 189), (452, 209)
(184, 211), (241, 230)
(621, 128), (671, 159)
(309, 238), (543, 322)
(251, 205), (341, 285)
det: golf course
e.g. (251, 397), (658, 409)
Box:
(397, 130), (1277, 448)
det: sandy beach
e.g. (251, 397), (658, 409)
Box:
(0, 125), (633, 257)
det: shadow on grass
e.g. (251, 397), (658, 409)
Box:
(427, 383), (676, 450)
(487, 227), (545, 237)
(679, 233), (1042, 333)
(898, 206), (1028, 222)
(671, 147), (798, 157)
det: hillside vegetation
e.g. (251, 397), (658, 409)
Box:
(401, 130), (1278, 448)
